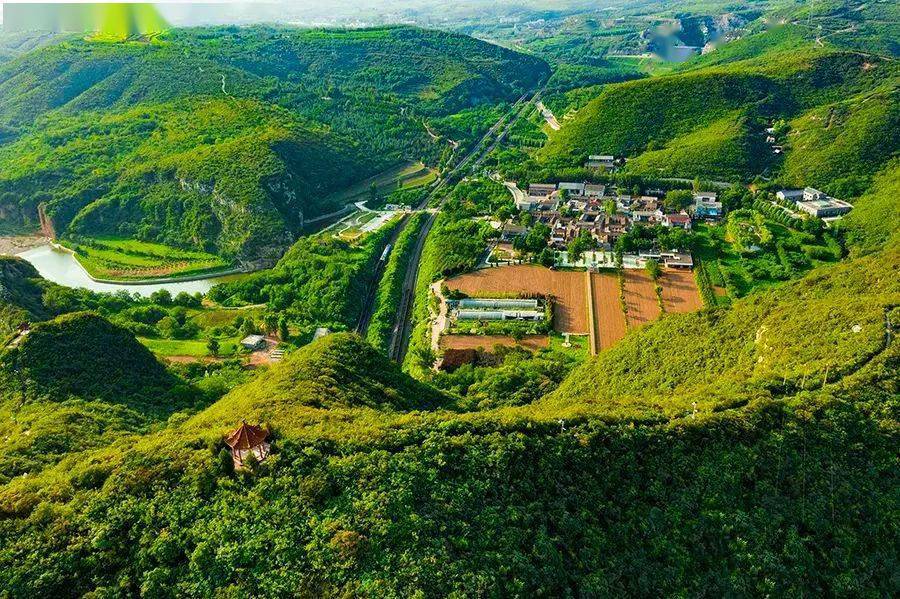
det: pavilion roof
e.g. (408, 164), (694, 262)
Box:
(225, 420), (269, 450)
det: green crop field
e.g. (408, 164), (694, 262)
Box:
(64, 237), (230, 281)
(138, 336), (240, 358)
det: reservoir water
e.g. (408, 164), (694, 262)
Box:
(17, 245), (241, 297)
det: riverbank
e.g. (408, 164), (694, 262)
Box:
(0, 234), (50, 256)
(16, 244), (247, 297)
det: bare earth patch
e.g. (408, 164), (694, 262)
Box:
(591, 272), (627, 351)
(624, 270), (661, 328)
(661, 270), (703, 313)
(0, 235), (49, 256)
(440, 334), (549, 351)
(446, 265), (588, 333)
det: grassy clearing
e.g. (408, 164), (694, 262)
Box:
(65, 237), (230, 281)
(323, 161), (436, 208)
(548, 333), (590, 360)
(138, 336), (240, 358)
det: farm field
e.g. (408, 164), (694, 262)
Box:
(64, 237), (230, 281)
(661, 270), (703, 314)
(623, 270), (661, 328)
(591, 272), (627, 351)
(440, 334), (549, 352)
(445, 265), (588, 333)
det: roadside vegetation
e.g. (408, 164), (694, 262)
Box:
(209, 218), (402, 337)
(365, 213), (427, 354)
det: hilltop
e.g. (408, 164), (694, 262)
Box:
(190, 333), (449, 434)
(0, 311), (200, 483)
(0, 26), (549, 260)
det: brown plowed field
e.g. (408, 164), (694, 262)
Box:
(440, 335), (549, 351)
(624, 270), (661, 328)
(591, 272), (627, 350)
(661, 270), (703, 313)
(446, 265), (588, 333)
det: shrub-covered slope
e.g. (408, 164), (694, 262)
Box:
(0, 26), (548, 259)
(190, 333), (449, 433)
(0, 312), (198, 483)
(540, 26), (899, 183)
(0, 257), (47, 338)
(1, 312), (183, 407)
(780, 85), (900, 197)
(0, 99), (367, 259)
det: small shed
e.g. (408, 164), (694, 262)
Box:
(225, 420), (271, 469)
(240, 334), (267, 350)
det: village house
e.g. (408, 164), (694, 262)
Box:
(584, 183), (605, 198)
(585, 154), (616, 170)
(528, 183), (557, 197)
(780, 187), (853, 219)
(500, 223), (529, 242)
(776, 189), (804, 202)
(558, 182), (586, 197)
(796, 195), (853, 218)
(660, 251), (694, 269)
(516, 195), (540, 211)
(240, 334), (267, 351)
(693, 192), (722, 220)
(662, 213), (692, 230)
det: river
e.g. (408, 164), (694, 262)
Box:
(16, 245), (243, 297)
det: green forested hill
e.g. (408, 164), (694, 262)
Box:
(540, 25), (899, 185)
(780, 85), (900, 197)
(0, 26), (548, 259)
(0, 312), (200, 483)
(0, 257), (47, 337)
(0, 16), (898, 599)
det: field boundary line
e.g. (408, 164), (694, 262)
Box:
(585, 270), (598, 356)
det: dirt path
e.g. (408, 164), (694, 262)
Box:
(536, 100), (561, 130)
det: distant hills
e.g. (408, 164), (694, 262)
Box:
(541, 26), (899, 191)
(0, 26), (549, 260)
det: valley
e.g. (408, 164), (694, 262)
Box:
(0, 1), (897, 596)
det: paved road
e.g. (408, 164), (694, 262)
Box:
(387, 85), (546, 363)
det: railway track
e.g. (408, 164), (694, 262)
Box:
(386, 84), (546, 363)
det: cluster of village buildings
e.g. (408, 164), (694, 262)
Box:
(500, 180), (718, 269)
(495, 176), (853, 269)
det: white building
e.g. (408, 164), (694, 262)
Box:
(776, 189), (804, 202)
